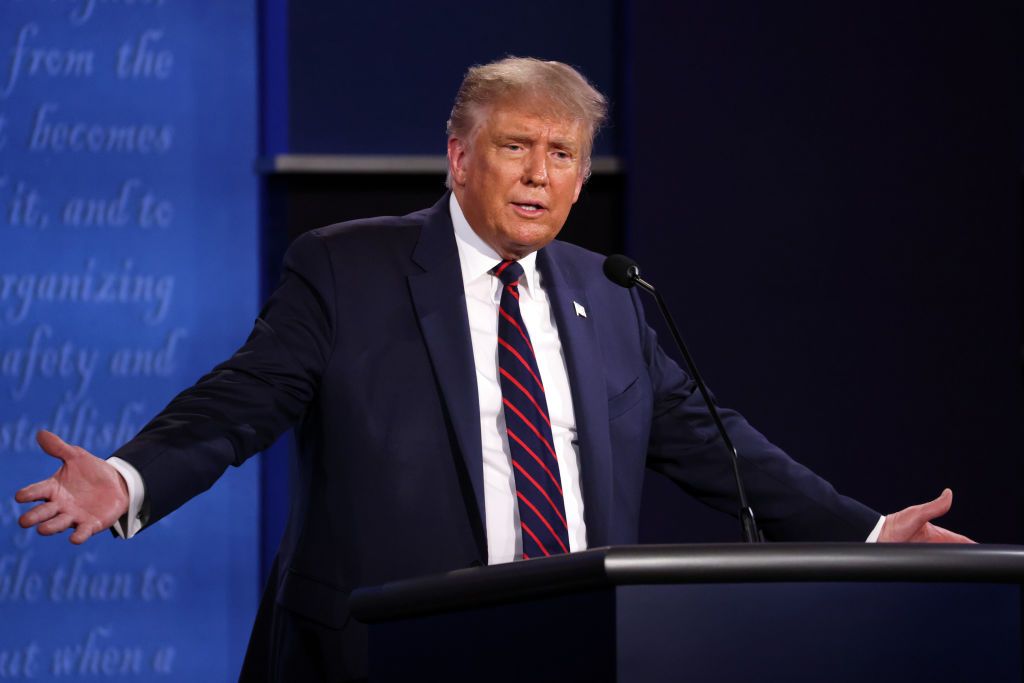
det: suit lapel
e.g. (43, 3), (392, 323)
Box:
(537, 248), (612, 548)
(407, 197), (486, 544)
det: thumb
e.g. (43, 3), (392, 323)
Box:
(35, 430), (80, 463)
(905, 488), (953, 527)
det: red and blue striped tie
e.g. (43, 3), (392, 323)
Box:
(491, 260), (570, 560)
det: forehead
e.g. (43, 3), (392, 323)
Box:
(474, 99), (586, 143)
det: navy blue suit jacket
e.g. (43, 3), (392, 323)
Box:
(112, 194), (878, 680)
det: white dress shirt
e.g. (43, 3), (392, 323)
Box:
(449, 193), (588, 564)
(109, 196), (884, 545)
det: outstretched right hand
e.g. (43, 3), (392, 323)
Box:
(15, 430), (129, 544)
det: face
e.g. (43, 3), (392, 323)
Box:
(448, 102), (587, 261)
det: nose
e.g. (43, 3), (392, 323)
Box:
(522, 147), (548, 186)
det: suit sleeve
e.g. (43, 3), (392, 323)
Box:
(632, 290), (880, 541)
(109, 231), (336, 528)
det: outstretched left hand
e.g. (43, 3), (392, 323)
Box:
(878, 488), (975, 543)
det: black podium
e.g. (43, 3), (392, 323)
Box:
(351, 544), (1024, 682)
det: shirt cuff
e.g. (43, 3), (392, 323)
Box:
(107, 457), (147, 539)
(865, 515), (886, 543)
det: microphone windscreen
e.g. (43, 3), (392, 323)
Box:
(603, 254), (640, 288)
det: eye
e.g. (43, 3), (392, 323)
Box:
(505, 143), (523, 152)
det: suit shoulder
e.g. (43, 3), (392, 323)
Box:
(285, 206), (437, 275)
(305, 207), (429, 249)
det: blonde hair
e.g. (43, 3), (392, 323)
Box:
(446, 56), (608, 187)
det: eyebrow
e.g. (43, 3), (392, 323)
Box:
(496, 132), (579, 153)
(501, 133), (534, 144)
(548, 137), (579, 152)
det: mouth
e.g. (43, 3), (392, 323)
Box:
(510, 202), (547, 217)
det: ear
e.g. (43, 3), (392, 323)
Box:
(447, 137), (468, 187)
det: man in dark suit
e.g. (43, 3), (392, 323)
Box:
(15, 57), (970, 681)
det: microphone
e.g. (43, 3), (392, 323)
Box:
(603, 254), (763, 543)
(602, 254), (642, 288)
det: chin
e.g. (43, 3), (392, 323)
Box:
(518, 221), (559, 240)
(504, 232), (555, 256)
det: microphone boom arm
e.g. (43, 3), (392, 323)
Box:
(631, 274), (763, 544)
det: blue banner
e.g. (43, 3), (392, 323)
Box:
(1, 1), (259, 680)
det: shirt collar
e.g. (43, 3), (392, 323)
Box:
(450, 193), (539, 296)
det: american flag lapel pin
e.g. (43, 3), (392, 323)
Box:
(573, 301), (587, 318)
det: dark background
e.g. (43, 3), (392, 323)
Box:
(259, 0), (1021, 574)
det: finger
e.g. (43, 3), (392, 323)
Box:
(37, 512), (75, 536)
(35, 430), (81, 463)
(14, 478), (55, 504)
(928, 524), (976, 544)
(70, 517), (104, 545)
(905, 488), (953, 527)
(19, 501), (61, 528)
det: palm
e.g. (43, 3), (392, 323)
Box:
(15, 431), (129, 544)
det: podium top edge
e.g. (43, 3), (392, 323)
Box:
(349, 543), (1024, 624)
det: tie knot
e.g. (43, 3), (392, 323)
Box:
(491, 260), (524, 287)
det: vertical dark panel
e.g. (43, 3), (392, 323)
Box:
(260, 0), (289, 155)
(258, 0), (293, 590)
(628, 2), (1021, 542)
(286, 0), (618, 155)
